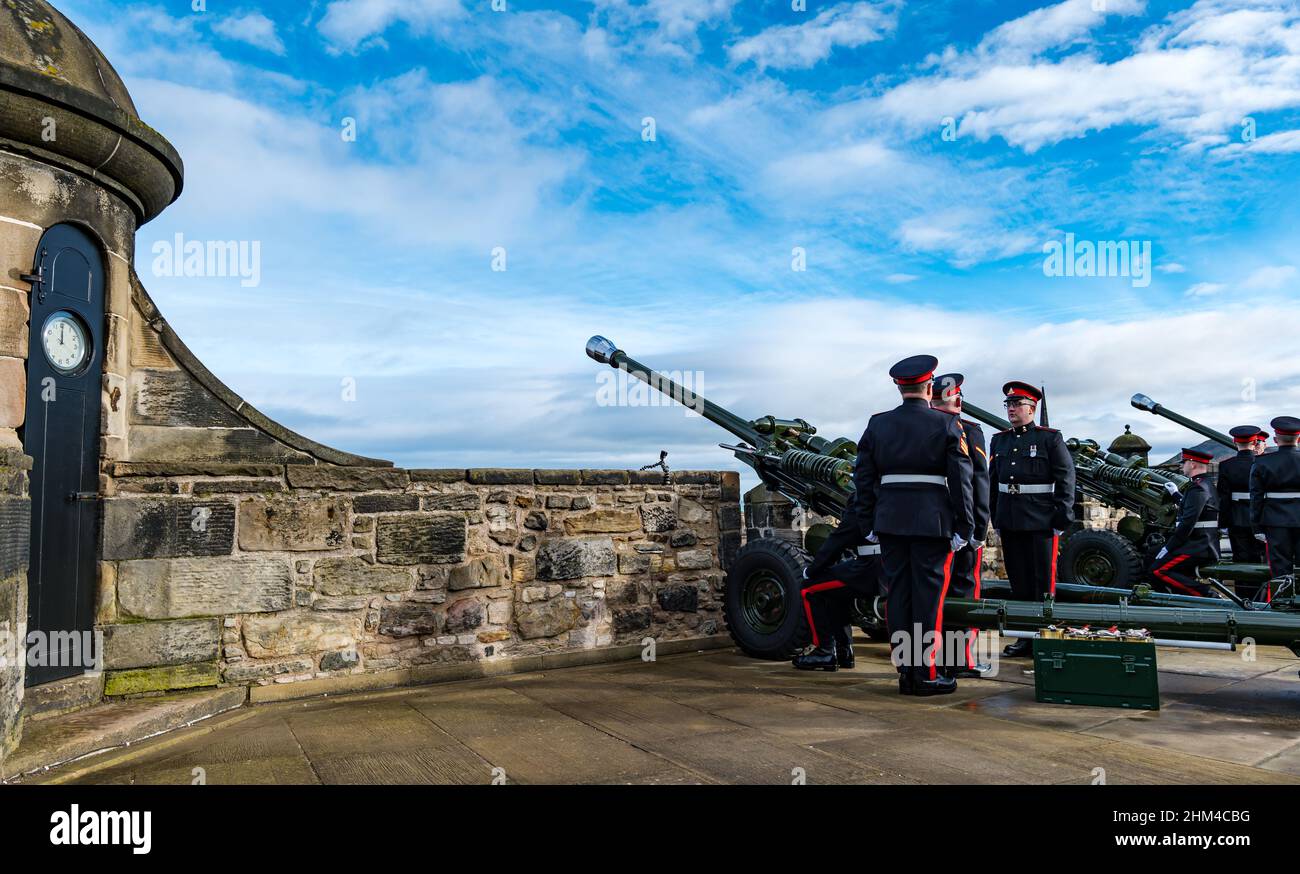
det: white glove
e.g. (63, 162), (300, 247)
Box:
(951, 534), (968, 553)
(972, 540), (987, 550)
(1163, 482), (1180, 497)
(1155, 547), (1168, 562)
(1256, 533), (1268, 543)
(1053, 529), (1064, 538)
(866, 531), (879, 544)
(802, 567), (809, 580)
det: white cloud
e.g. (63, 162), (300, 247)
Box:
(897, 211), (1040, 267)
(1158, 262), (1187, 273)
(1186, 281), (1227, 297)
(873, 0), (1300, 153)
(1243, 264), (1297, 289)
(1225, 128), (1300, 154)
(212, 11), (286, 55)
(884, 273), (919, 283)
(974, 0), (1145, 62)
(316, 0), (463, 53)
(728, 1), (899, 71)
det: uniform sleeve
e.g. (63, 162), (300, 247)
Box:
(1216, 464), (1231, 520)
(1166, 483), (1207, 553)
(1049, 431), (1076, 531)
(853, 425), (878, 535)
(1250, 462), (1266, 533)
(988, 435), (999, 527)
(969, 426), (991, 542)
(808, 492), (863, 578)
(946, 417), (975, 541)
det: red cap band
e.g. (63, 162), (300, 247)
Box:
(895, 371), (935, 386)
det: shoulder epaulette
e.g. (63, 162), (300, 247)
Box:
(1036, 426), (1060, 432)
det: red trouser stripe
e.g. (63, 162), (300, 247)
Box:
(1264, 541), (1274, 602)
(965, 546), (984, 667)
(1152, 554), (1199, 595)
(930, 552), (955, 681)
(1049, 535), (1059, 596)
(801, 580), (846, 648)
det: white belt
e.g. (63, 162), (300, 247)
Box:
(998, 482), (1054, 494)
(1193, 521), (1219, 529)
(1231, 493), (1251, 501)
(857, 545), (881, 556)
(1267, 493), (1300, 499)
(880, 474), (948, 486)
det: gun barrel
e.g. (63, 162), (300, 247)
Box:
(586, 336), (763, 446)
(1131, 394), (1235, 449)
(961, 399), (1011, 432)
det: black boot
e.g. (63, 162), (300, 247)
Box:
(897, 669), (914, 695)
(911, 668), (957, 697)
(1002, 638), (1033, 658)
(837, 639), (856, 669)
(949, 663), (989, 679)
(792, 642), (838, 672)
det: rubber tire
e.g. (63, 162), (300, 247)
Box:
(724, 538), (812, 660)
(1058, 529), (1144, 588)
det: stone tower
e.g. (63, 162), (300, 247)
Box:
(0, 0), (381, 760)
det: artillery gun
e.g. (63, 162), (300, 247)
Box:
(1130, 394), (1274, 591)
(586, 337), (1300, 665)
(957, 400), (1196, 590)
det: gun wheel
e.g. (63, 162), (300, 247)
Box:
(1058, 529), (1144, 588)
(724, 538), (812, 659)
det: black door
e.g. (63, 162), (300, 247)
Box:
(22, 224), (104, 687)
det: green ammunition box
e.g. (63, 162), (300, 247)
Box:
(1032, 637), (1160, 710)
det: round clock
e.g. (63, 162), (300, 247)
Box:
(41, 311), (91, 375)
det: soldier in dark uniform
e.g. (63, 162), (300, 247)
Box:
(1251, 416), (1300, 595)
(1148, 448), (1220, 596)
(1217, 425), (1266, 574)
(793, 489), (880, 672)
(853, 355), (974, 696)
(930, 373), (991, 677)
(988, 382), (1076, 658)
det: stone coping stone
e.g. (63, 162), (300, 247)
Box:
(110, 462), (285, 478)
(248, 634), (733, 704)
(0, 687), (247, 781)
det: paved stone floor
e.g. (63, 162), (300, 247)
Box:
(28, 637), (1300, 784)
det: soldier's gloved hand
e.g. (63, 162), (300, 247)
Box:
(1163, 482), (1180, 497)
(866, 531), (879, 544)
(950, 534), (968, 553)
(972, 540), (986, 550)
(1053, 529), (1064, 538)
(1155, 547), (1168, 562)
(802, 567), (809, 581)
(1256, 533), (1268, 543)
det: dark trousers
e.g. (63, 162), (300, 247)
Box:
(1000, 529), (1058, 602)
(880, 535), (953, 681)
(1264, 526), (1300, 584)
(1228, 526), (1264, 564)
(801, 559), (879, 651)
(1148, 550), (1214, 596)
(949, 544), (983, 668)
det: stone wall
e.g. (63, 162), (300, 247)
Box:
(98, 465), (741, 697)
(0, 448), (29, 758)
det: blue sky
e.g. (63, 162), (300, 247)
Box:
(61, 0), (1300, 483)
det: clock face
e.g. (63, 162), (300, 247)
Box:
(41, 312), (91, 375)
